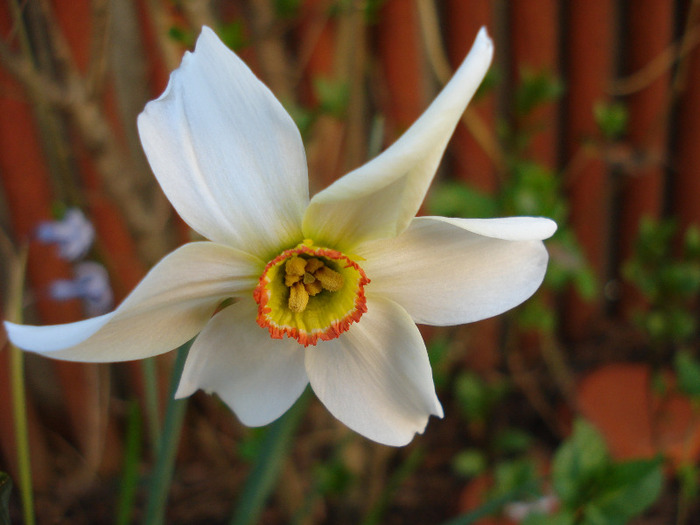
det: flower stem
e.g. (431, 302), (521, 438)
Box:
(229, 391), (310, 525)
(9, 344), (35, 525)
(141, 357), (162, 454)
(6, 244), (35, 525)
(116, 400), (142, 525)
(143, 340), (191, 525)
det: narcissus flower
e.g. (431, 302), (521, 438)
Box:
(5, 27), (556, 446)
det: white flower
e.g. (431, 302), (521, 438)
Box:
(5, 27), (556, 446)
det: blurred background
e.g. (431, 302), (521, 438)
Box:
(1, 0), (700, 523)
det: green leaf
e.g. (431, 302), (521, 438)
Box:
(229, 392), (310, 525)
(582, 458), (663, 523)
(593, 101), (628, 139)
(453, 449), (488, 478)
(0, 472), (12, 525)
(493, 428), (534, 455)
(427, 181), (498, 219)
(273, 0), (301, 18)
(219, 21), (248, 51)
(491, 458), (540, 500)
(551, 419), (609, 507)
(168, 26), (194, 48)
(454, 372), (508, 423)
(313, 76), (349, 118)
(675, 351), (700, 397)
(522, 510), (576, 525)
(515, 69), (564, 117)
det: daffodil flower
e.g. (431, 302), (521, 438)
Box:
(5, 27), (556, 446)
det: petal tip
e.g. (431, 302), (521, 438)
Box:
(541, 218), (558, 239)
(174, 379), (196, 399)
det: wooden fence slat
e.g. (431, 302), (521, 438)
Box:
(617, 0), (673, 314)
(673, 5), (700, 231)
(444, 0), (498, 194)
(509, 0), (560, 168)
(378, 0), (426, 139)
(563, 0), (616, 337)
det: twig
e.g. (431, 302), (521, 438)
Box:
(609, 26), (700, 96)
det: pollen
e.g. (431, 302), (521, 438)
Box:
(282, 255), (344, 312)
(253, 242), (370, 346)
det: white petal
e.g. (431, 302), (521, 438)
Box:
(175, 299), (308, 427)
(138, 27), (308, 259)
(356, 216), (555, 325)
(305, 296), (442, 446)
(302, 28), (493, 250)
(5, 242), (262, 361)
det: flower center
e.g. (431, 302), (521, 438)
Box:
(253, 241), (370, 346)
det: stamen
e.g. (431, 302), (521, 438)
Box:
(288, 282), (309, 313)
(254, 242), (370, 346)
(304, 280), (323, 296)
(315, 266), (344, 291)
(305, 258), (324, 273)
(285, 274), (301, 286)
(285, 256), (307, 276)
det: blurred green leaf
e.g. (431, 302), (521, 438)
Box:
(675, 351), (700, 397)
(551, 419), (608, 507)
(0, 472), (11, 525)
(678, 462), (699, 501)
(313, 460), (354, 496)
(684, 225), (700, 259)
(582, 458), (663, 524)
(493, 428), (534, 455)
(283, 100), (314, 137)
(453, 449), (488, 478)
(313, 76), (349, 118)
(522, 510), (576, 525)
(168, 26), (194, 48)
(593, 101), (628, 139)
(516, 298), (556, 333)
(491, 458), (540, 500)
(230, 392), (310, 525)
(427, 181), (498, 218)
(427, 335), (451, 391)
(515, 69), (564, 117)
(219, 21), (248, 51)
(474, 68), (500, 101)
(454, 372), (508, 423)
(274, 0), (301, 18)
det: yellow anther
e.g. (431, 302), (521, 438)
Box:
(304, 280), (323, 296)
(285, 256), (307, 276)
(288, 282), (309, 313)
(315, 266), (344, 292)
(305, 258), (324, 273)
(285, 274), (301, 286)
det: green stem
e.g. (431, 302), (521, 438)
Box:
(143, 341), (191, 525)
(7, 245), (34, 525)
(440, 482), (540, 525)
(361, 446), (424, 525)
(116, 401), (142, 525)
(229, 391), (310, 525)
(9, 345), (35, 525)
(141, 357), (161, 454)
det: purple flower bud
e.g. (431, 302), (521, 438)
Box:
(49, 262), (113, 317)
(36, 209), (95, 261)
